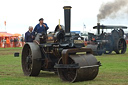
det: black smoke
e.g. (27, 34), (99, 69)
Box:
(97, 0), (128, 22)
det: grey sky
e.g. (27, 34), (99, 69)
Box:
(0, 0), (128, 34)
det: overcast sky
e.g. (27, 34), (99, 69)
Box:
(0, 0), (128, 34)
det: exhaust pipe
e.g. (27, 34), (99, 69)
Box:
(97, 23), (100, 34)
(63, 6), (72, 33)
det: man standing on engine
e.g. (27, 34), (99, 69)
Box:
(33, 18), (49, 35)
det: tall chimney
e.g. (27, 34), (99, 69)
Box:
(63, 6), (72, 33)
(97, 23), (100, 34)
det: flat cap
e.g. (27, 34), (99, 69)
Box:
(39, 18), (44, 21)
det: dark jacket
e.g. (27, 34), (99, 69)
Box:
(33, 23), (49, 35)
(25, 31), (33, 42)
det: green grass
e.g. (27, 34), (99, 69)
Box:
(0, 47), (128, 85)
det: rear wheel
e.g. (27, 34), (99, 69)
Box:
(22, 43), (42, 76)
(114, 38), (127, 54)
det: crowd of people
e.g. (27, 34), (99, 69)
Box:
(0, 18), (49, 48)
(0, 37), (24, 48)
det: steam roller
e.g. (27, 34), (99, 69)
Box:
(22, 6), (101, 82)
(87, 23), (127, 56)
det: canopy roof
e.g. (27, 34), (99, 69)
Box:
(93, 25), (127, 29)
(13, 33), (21, 36)
(0, 32), (13, 37)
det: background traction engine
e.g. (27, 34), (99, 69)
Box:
(22, 6), (101, 82)
(87, 24), (127, 55)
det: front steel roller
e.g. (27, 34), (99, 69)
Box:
(86, 44), (103, 55)
(22, 43), (42, 76)
(57, 54), (100, 82)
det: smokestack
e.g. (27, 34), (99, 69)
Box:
(97, 23), (100, 35)
(63, 6), (72, 33)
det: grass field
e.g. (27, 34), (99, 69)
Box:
(0, 47), (128, 85)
